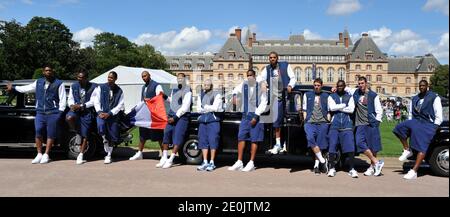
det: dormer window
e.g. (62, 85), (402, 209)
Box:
(428, 64), (435, 72)
(365, 51), (374, 60)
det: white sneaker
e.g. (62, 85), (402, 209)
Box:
(76, 154), (86, 165)
(40, 154), (50, 164)
(279, 143), (287, 154)
(242, 161), (256, 172)
(104, 156), (112, 164)
(399, 149), (413, 162)
(129, 152), (143, 161)
(327, 168), (336, 177)
(228, 161), (244, 171)
(268, 145), (282, 155)
(156, 157), (167, 168)
(374, 160), (385, 176)
(31, 153), (43, 164)
(364, 166), (375, 176)
(348, 169), (359, 178)
(403, 169), (418, 180)
(162, 160), (173, 169)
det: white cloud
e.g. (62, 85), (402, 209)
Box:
(327, 0), (362, 15)
(423, 0), (449, 16)
(303, 29), (322, 39)
(354, 27), (449, 63)
(134, 26), (212, 55)
(73, 27), (103, 48)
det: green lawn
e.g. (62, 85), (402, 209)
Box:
(127, 121), (403, 157)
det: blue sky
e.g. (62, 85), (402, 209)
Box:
(0, 0), (448, 63)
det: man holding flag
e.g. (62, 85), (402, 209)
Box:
(159, 73), (192, 169)
(129, 71), (166, 161)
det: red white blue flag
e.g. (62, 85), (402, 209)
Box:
(126, 93), (167, 130)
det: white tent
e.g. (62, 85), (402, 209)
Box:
(91, 65), (177, 113)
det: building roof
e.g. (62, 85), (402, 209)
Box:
(214, 35), (249, 61)
(351, 34), (387, 61)
(249, 45), (351, 56)
(165, 53), (215, 70)
(388, 54), (441, 73)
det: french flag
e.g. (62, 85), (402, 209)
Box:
(126, 93), (168, 130)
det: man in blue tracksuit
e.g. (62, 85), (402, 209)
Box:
(257, 52), (296, 155)
(7, 65), (66, 164)
(393, 80), (443, 180)
(327, 80), (358, 178)
(159, 73), (192, 169)
(66, 70), (97, 165)
(302, 78), (330, 175)
(196, 79), (223, 172)
(345, 77), (385, 177)
(92, 71), (125, 164)
(228, 69), (268, 172)
(129, 71), (165, 161)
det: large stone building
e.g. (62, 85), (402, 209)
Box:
(165, 28), (440, 99)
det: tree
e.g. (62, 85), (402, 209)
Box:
(430, 65), (449, 97)
(0, 20), (32, 80)
(25, 17), (81, 79)
(137, 44), (168, 70)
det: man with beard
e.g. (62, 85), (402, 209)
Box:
(7, 65), (66, 164)
(393, 80), (443, 180)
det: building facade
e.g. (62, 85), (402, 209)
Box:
(165, 28), (440, 99)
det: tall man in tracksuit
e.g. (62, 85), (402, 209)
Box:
(66, 70), (97, 165)
(257, 52), (296, 155)
(92, 71), (125, 164)
(159, 73), (192, 169)
(129, 71), (165, 161)
(196, 79), (223, 172)
(228, 69), (268, 172)
(393, 80), (443, 180)
(7, 65), (66, 164)
(327, 80), (358, 178)
(345, 77), (385, 177)
(302, 78), (330, 175)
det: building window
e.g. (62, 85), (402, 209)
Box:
(294, 67), (302, 83)
(366, 75), (371, 82)
(366, 65), (372, 71)
(196, 75), (203, 82)
(171, 64), (179, 70)
(218, 64), (224, 70)
(392, 87), (397, 94)
(377, 65), (383, 71)
(184, 64), (191, 70)
(406, 88), (411, 95)
(218, 74), (223, 80)
(228, 74), (234, 81)
(376, 87), (382, 93)
(355, 75), (360, 82)
(228, 64), (234, 70)
(209, 74), (214, 81)
(392, 77), (397, 84)
(377, 75), (382, 82)
(406, 77), (411, 84)
(327, 68), (334, 83)
(428, 64), (435, 72)
(186, 75), (191, 81)
(238, 74), (244, 80)
(356, 65), (361, 70)
(317, 67), (324, 79)
(338, 68), (346, 81)
(238, 64), (244, 70)
(305, 67), (312, 82)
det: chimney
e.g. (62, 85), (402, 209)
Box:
(253, 33), (257, 42)
(248, 35), (253, 47)
(235, 28), (242, 42)
(339, 33), (343, 42)
(362, 33), (369, 37)
(344, 37), (349, 48)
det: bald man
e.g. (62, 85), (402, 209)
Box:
(129, 71), (165, 161)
